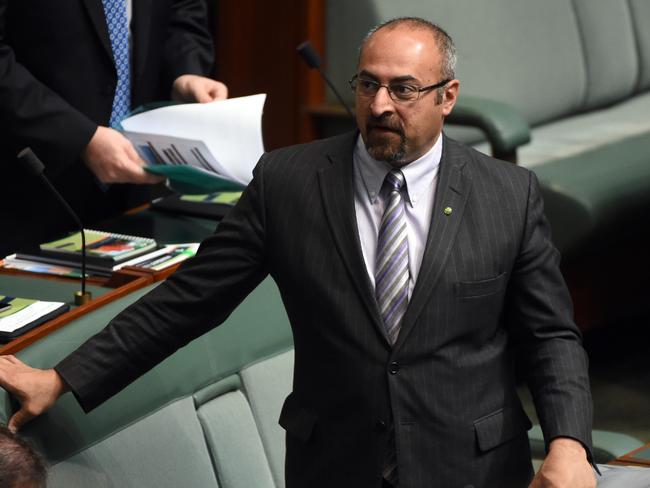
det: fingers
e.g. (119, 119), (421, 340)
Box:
(8, 407), (32, 433)
(0, 354), (22, 366)
(172, 75), (229, 103)
(128, 166), (165, 185)
(194, 90), (214, 103)
(205, 82), (228, 102)
(83, 127), (164, 184)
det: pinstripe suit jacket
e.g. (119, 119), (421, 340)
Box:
(57, 131), (593, 488)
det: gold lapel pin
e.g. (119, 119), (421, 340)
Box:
(443, 206), (453, 216)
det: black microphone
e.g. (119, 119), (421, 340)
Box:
(17, 148), (92, 306)
(297, 41), (355, 121)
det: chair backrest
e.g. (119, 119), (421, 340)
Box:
(325, 0), (650, 135)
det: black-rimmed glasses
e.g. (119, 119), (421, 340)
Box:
(349, 75), (450, 102)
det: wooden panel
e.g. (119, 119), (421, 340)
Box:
(213, 0), (325, 149)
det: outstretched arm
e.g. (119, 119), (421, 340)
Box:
(0, 356), (67, 432)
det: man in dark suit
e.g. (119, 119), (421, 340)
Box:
(0, 0), (223, 256)
(0, 17), (596, 488)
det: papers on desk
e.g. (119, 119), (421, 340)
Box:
(3, 243), (200, 278)
(0, 296), (69, 341)
(121, 94), (266, 193)
(113, 243), (199, 271)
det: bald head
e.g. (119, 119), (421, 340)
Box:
(359, 17), (457, 81)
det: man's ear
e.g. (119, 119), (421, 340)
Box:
(441, 79), (460, 116)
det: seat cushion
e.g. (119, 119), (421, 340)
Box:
(197, 390), (275, 488)
(515, 92), (650, 168)
(47, 397), (219, 488)
(240, 349), (294, 488)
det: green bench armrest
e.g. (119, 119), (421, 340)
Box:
(447, 95), (531, 163)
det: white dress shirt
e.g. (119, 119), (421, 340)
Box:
(353, 134), (443, 299)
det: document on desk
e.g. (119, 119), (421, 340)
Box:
(121, 94), (266, 193)
(0, 296), (69, 341)
(596, 464), (650, 487)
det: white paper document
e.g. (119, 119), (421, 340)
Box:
(121, 94), (266, 186)
(0, 301), (66, 333)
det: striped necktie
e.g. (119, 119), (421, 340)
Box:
(375, 169), (410, 345)
(101, 0), (131, 128)
(376, 171), (408, 486)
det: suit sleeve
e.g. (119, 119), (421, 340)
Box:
(0, 1), (97, 174)
(55, 155), (270, 412)
(161, 0), (215, 88)
(505, 171), (593, 458)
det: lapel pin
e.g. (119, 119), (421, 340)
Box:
(443, 206), (453, 216)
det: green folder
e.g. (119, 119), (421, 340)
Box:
(144, 165), (245, 194)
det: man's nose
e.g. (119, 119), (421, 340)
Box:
(370, 86), (395, 117)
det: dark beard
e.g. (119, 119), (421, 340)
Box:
(364, 116), (407, 164)
(366, 134), (406, 164)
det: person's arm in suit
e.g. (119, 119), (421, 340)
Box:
(0, 155), (271, 428)
(0, 2), (164, 184)
(164, 0), (228, 102)
(505, 171), (595, 486)
(0, 0), (97, 176)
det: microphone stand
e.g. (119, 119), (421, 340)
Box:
(17, 148), (92, 306)
(297, 40), (356, 121)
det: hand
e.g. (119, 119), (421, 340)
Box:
(171, 74), (228, 103)
(529, 438), (596, 488)
(82, 126), (164, 184)
(0, 355), (68, 432)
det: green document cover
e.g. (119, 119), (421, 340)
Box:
(145, 165), (244, 194)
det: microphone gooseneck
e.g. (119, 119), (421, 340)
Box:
(17, 148), (91, 305)
(297, 41), (355, 121)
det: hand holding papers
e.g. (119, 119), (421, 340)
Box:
(121, 94), (266, 193)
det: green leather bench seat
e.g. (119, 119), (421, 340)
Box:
(324, 0), (650, 254)
(533, 131), (650, 253)
(0, 277), (294, 487)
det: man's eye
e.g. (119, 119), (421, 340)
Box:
(391, 84), (417, 95)
(360, 80), (378, 90)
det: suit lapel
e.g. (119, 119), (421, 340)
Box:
(394, 135), (472, 350)
(132, 0), (153, 79)
(318, 133), (388, 343)
(81, 0), (114, 63)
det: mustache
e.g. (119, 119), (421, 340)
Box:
(366, 116), (404, 135)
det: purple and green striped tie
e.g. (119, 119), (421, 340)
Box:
(376, 169), (409, 345)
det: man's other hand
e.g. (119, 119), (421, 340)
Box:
(82, 126), (164, 184)
(529, 437), (596, 488)
(0, 356), (68, 432)
(171, 74), (228, 103)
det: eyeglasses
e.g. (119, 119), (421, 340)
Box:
(349, 75), (450, 102)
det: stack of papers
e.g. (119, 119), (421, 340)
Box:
(121, 94), (266, 193)
(0, 296), (69, 341)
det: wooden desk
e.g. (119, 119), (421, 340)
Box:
(0, 270), (152, 355)
(610, 443), (650, 468)
(1, 205), (219, 354)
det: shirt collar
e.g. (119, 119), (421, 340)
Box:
(353, 134), (443, 207)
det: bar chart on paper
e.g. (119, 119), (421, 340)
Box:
(125, 132), (218, 174)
